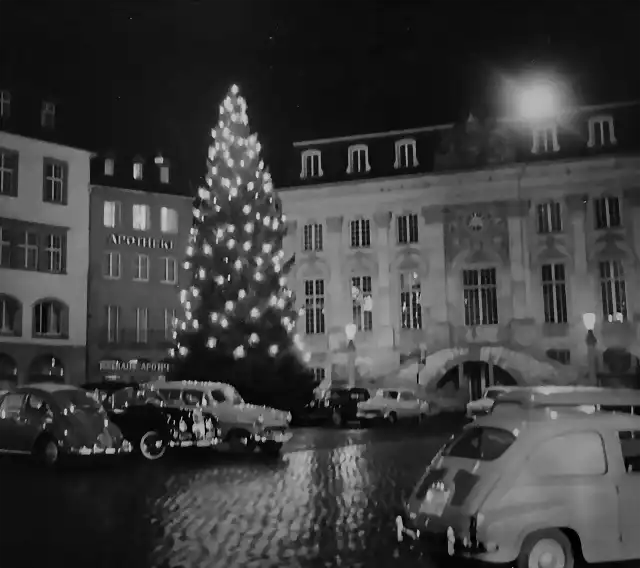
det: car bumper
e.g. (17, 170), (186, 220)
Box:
(254, 429), (293, 444)
(169, 430), (222, 448)
(67, 440), (133, 456)
(356, 410), (384, 420)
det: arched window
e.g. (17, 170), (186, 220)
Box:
(0, 353), (18, 390)
(0, 294), (22, 336)
(28, 355), (64, 384)
(32, 299), (68, 337)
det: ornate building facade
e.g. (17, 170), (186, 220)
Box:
(278, 101), (640, 396)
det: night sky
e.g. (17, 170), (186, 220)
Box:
(1, 0), (639, 185)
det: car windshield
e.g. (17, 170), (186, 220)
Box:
(349, 389), (370, 402)
(53, 389), (104, 413)
(485, 389), (505, 400)
(442, 426), (516, 461)
(224, 386), (244, 405)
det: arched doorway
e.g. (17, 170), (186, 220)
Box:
(0, 353), (18, 390)
(28, 355), (65, 384)
(436, 361), (518, 400)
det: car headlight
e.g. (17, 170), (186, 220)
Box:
(286, 412), (292, 423)
(256, 414), (264, 424)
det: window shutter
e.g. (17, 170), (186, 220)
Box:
(13, 299), (23, 336)
(62, 162), (69, 205)
(38, 232), (47, 272)
(61, 233), (67, 273)
(31, 303), (38, 338)
(61, 301), (70, 338)
(42, 159), (48, 202)
(8, 151), (19, 197)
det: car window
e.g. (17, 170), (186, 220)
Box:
(183, 390), (205, 406)
(443, 426), (516, 461)
(485, 389), (505, 400)
(0, 394), (25, 417)
(383, 390), (399, 400)
(210, 389), (227, 403)
(329, 389), (348, 401)
(158, 389), (182, 403)
(528, 432), (607, 477)
(618, 431), (640, 473)
(349, 389), (370, 402)
(224, 386), (244, 405)
(26, 395), (50, 414)
(399, 392), (416, 401)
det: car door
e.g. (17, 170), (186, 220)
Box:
(616, 429), (640, 559)
(19, 394), (53, 451)
(397, 391), (421, 418)
(0, 394), (27, 451)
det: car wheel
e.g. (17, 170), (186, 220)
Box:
(33, 436), (59, 468)
(517, 529), (574, 568)
(386, 412), (398, 425)
(139, 430), (167, 460)
(227, 431), (255, 453)
(332, 411), (344, 427)
(261, 441), (282, 458)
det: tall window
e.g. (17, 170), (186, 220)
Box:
(104, 158), (115, 176)
(43, 159), (66, 204)
(134, 254), (149, 281)
(0, 90), (10, 118)
(159, 165), (170, 184)
(304, 279), (325, 334)
(600, 260), (627, 322)
(132, 204), (150, 230)
(33, 301), (62, 336)
(394, 138), (418, 169)
(46, 234), (65, 273)
(0, 296), (18, 334)
(537, 201), (562, 234)
(106, 305), (120, 343)
(594, 196), (621, 229)
(41, 101), (55, 129)
(303, 223), (323, 252)
(18, 231), (38, 270)
(164, 308), (177, 340)
(352, 276), (373, 331)
(133, 161), (143, 180)
(397, 214), (419, 244)
(160, 207), (178, 233)
(300, 150), (322, 179)
(350, 218), (371, 248)
(313, 368), (326, 382)
(588, 115), (616, 148)
(541, 263), (568, 324)
(103, 251), (121, 279)
(135, 307), (148, 343)
(347, 144), (370, 174)
(0, 149), (18, 197)
(161, 257), (177, 284)
(400, 271), (422, 329)
(532, 126), (559, 154)
(463, 268), (498, 326)
(103, 201), (121, 228)
(0, 228), (10, 267)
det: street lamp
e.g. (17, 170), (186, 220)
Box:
(516, 80), (560, 121)
(582, 312), (598, 386)
(345, 323), (357, 388)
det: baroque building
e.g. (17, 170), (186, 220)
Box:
(278, 101), (640, 397)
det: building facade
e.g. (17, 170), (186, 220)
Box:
(0, 108), (92, 386)
(278, 101), (640, 396)
(87, 154), (192, 383)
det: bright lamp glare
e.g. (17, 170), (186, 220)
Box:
(517, 82), (557, 120)
(345, 323), (357, 341)
(582, 313), (596, 331)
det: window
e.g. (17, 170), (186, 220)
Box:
(300, 149), (322, 179)
(588, 115), (617, 148)
(394, 138), (418, 169)
(600, 260), (627, 322)
(104, 158), (115, 176)
(618, 431), (640, 473)
(164, 308), (176, 340)
(103, 251), (121, 279)
(347, 144), (370, 174)
(45, 234), (65, 273)
(0, 90), (10, 118)
(313, 368), (326, 382)
(0, 227), (10, 267)
(303, 223), (323, 252)
(106, 305), (120, 343)
(0, 148), (18, 197)
(160, 207), (178, 233)
(135, 307), (148, 343)
(33, 300), (63, 336)
(103, 201), (121, 228)
(541, 263), (567, 324)
(18, 231), (38, 270)
(400, 271), (422, 329)
(594, 196), (621, 229)
(0, 394), (24, 417)
(161, 257), (177, 284)
(160, 165), (170, 184)
(132, 204), (150, 230)
(547, 349), (571, 365)
(527, 432), (607, 476)
(463, 268), (498, 326)
(531, 125), (559, 154)
(133, 254), (149, 281)
(397, 213), (419, 244)
(41, 101), (55, 129)
(43, 159), (66, 204)
(536, 201), (562, 233)
(133, 161), (143, 180)
(443, 427), (516, 461)
(352, 275), (373, 331)
(350, 218), (371, 248)
(304, 279), (325, 334)
(0, 296), (19, 334)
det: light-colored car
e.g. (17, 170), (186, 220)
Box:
(465, 386), (517, 419)
(396, 386), (640, 567)
(357, 388), (429, 425)
(156, 380), (292, 456)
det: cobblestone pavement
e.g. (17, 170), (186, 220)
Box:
(0, 426), (630, 568)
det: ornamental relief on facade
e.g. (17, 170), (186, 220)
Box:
(345, 250), (378, 275)
(588, 231), (637, 265)
(532, 234), (571, 267)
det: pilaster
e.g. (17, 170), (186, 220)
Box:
(325, 216), (349, 345)
(506, 200), (529, 318)
(566, 195), (593, 321)
(283, 220), (298, 261)
(374, 210), (393, 348)
(623, 189), (640, 263)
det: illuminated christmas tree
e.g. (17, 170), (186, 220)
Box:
(169, 85), (315, 411)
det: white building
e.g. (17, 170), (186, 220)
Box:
(0, 94), (92, 386)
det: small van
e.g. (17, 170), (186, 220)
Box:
(396, 387), (640, 567)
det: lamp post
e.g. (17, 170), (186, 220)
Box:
(345, 323), (357, 388)
(582, 313), (598, 386)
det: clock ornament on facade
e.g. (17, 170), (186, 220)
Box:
(467, 212), (485, 232)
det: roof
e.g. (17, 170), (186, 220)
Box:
(17, 383), (80, 394)
(496, 386), (640, 409)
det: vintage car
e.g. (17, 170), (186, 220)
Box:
(156, 380), (292, 456)
(0, 383), (132, 466)
(82, 381), (221, 460)
(304, 387), (371, 427)
(465, 385), (518, 419)
(357, 387), (429, 425)
(396, 387), (640, 567)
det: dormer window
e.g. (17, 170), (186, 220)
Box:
(394, 138), (418, 169)
(104, 158), (114, 176)
(531, 124), (560, 154)
(347, 144), (371, 174)
(41, 101), (55, 129)
(300, 149), (322, 179)
(588, 115), (617, 148)
(0, 90), (10, 118)
(133, 160), (143, 180)
(160, 165), (170, 184)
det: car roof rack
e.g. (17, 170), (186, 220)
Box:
(495, 386), (640, 410)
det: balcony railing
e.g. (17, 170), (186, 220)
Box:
(96, 327), (174, 349)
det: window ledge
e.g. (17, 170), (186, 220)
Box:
(0, 330), (20, 337)
(32, 333), (68, 340)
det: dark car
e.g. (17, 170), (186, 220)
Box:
(0, 383), (132, 467)
(82, 381), (221, 460)
(305, 387), (371, 427)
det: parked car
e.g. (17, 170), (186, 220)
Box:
(357, 388), (429, 425)
(396, 387), (640, 567)
(156, 380), (292, 457)
(82, 381), (221, 460)
(0, 383), (132, 467)
(465, 386), (517, 419)
(304, 387), (371, 427)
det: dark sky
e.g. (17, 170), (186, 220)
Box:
(1, 0), (639, 184)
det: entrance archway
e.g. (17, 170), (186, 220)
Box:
(0, 353), (18, 390)
(437, 361), (518, 400)
(28, 355), (65, 383)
